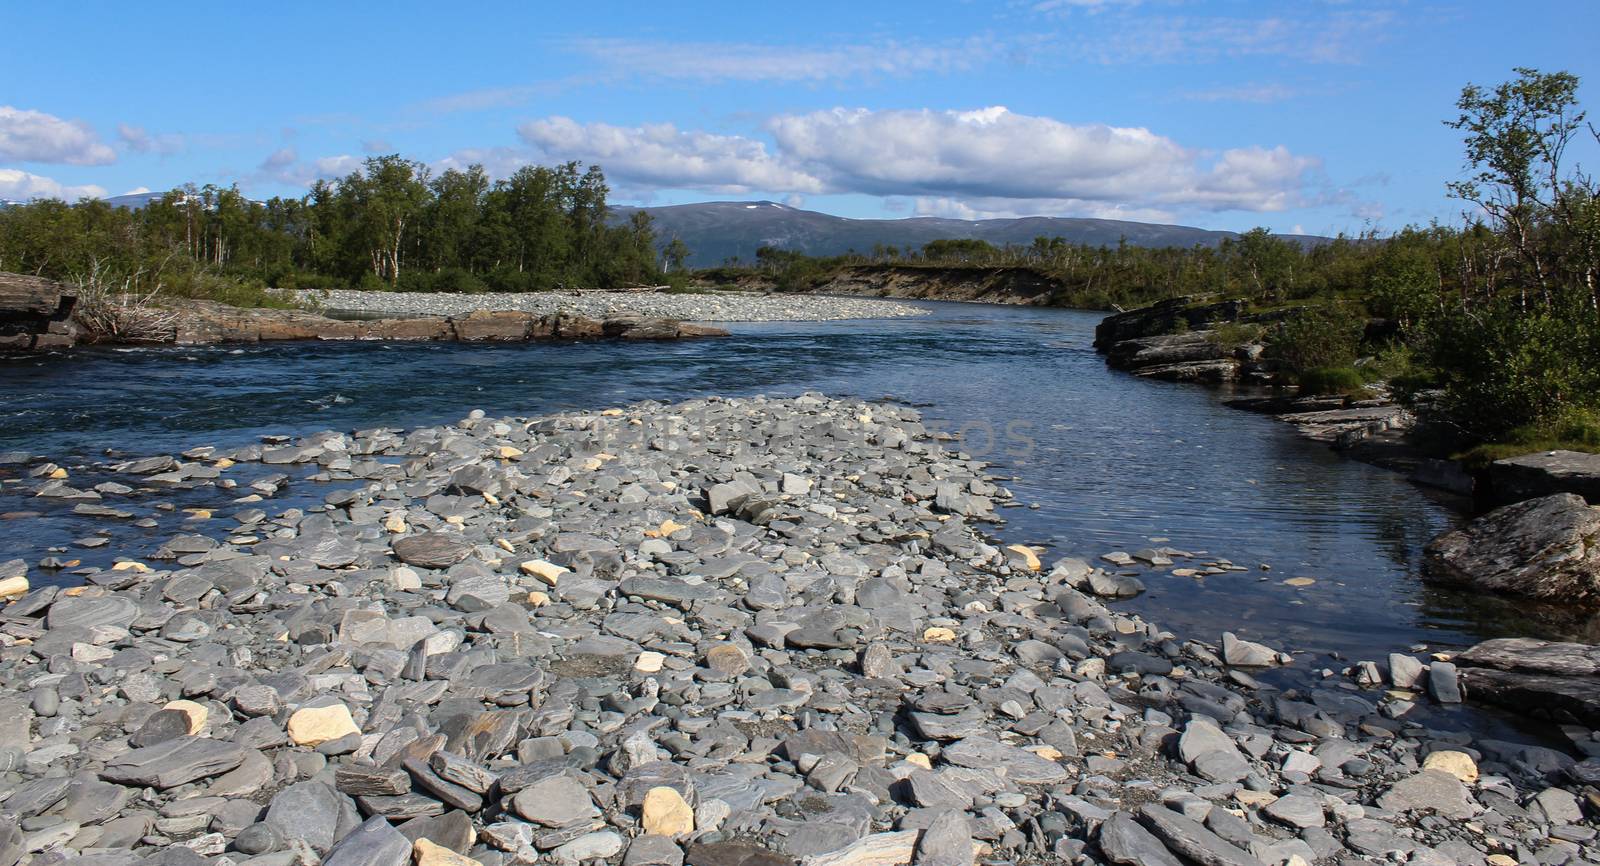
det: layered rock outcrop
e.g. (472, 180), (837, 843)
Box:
(0, 272), (79, 350)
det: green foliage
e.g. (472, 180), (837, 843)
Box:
(1455, 407), (1600, 467)
(0, 157), (665, 307)
(1207, 321), (1266, 347)
(1266, 305), (1365, 376)
(1422, 301), (1600, 440)
(1294, 366), (1371, 397)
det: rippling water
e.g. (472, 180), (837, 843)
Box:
(0, 301), (1574, 741)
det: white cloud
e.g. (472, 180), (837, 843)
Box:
(1067, 10), (1394, 65)
(0, 168), (106, 201)
(566, 36), (999, 83)
(767, 106), (1318, 213)
(503, 106), (1316, 217)
(116, 123), (185, 155)
(0, 106), (116, 165)
(517, 117), (825, 194)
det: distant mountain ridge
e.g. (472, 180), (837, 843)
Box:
(612, 200), (1327, 267)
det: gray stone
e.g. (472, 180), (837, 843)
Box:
(1388, 653), (1424, 689)
(511, 775), (598, 827)
(1137, 805), (1262, 866)
(100, 736), (248, 789)
(1262, 794), (1324, 829)
(264, 781), (347, 854)
(914, 810), (974, 866)
(1100, 811), (1182, 866)
(45, 594), (138, 630)
(392, 533), (473, 569)
(1221, 632), (1278, 667)
(323, 815), (411, 866)
(1376, 770), (1478, 819)
(625, 833), (685, 866)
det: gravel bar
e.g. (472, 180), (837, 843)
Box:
(298, 289), (928, 323)
(0, 395), (1590, 866)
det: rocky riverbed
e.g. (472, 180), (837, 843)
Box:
(0, 395), (1594, 866)
(299, 290), (929, 324)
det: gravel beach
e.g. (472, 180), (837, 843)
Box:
(0, 395), (1592, 866)
(298, 289), (929, 323)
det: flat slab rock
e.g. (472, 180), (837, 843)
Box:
(1491, 449), (1600, 505)
(100, 736), (248, 789)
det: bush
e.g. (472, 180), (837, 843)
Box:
(1207, 321), (1265, 346)
(1267, 304), (1365, 375)
(1423, 302), (1600, 441)
(1294, 366), (1371, 396)
(397, 267), (488, 294)
(661, 271), (705, 294)
(480, 266), (543, 294)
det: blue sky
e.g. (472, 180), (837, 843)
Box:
(3, 1), (1597, 236)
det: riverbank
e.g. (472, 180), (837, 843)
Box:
(0, 394), (1589, 866)
(299, 288), (930, 323)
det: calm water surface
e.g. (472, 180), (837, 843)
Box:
(0, 301), (1575, 741)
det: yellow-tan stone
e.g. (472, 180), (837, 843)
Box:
(414, 838), (482, 866)
(0, 575), (28, 600)
(642, 786), (694, 837)
(287, 703), (360, 746)
(163, 699), (208, 734)
(519, 559), (568, 587)
(922, 627), (957, 643)
(1005, 544), (1042, 572)
(1423, 750), (1479, 783)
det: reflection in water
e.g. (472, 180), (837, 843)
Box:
(0, 302), (1580, 738)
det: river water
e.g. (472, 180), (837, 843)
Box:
(0, 301), (1577, 742)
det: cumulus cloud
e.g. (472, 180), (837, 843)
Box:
(507, 106), (1317, 216)
(0, 168), (106, 201)
(517, 117), (824, 194)
(116, 123), (185, 155)
(566, 36), (999, 83)
(0, 106), (116, 165)
(773, 106), (1318, 212)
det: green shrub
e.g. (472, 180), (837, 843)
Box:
(1267, 304), (1365, 375)
(1294, 366), (1371, 397)
(1423, 301), (1600, 441)
(397, 267), (488, 294)
(1207, 321), (1265, 346)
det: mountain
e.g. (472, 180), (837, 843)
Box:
(611, 200), (1327, 267)
(102, 191), (168, 209)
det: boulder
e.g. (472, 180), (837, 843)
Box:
(1422, 493), (1600, 603)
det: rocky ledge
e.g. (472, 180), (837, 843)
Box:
(0, 395), (1594, 866)
(1094, 297), (1293, 384)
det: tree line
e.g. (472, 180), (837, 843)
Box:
(0, 157), (675, 303)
